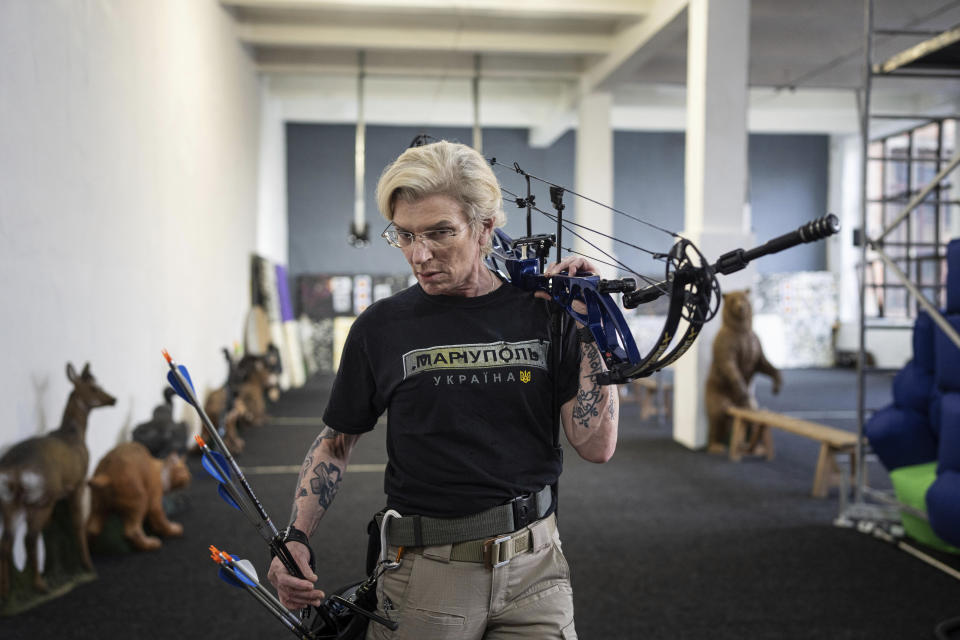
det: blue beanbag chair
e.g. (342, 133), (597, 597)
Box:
(929, 391), (942, 440)
(913, 311), (936, 373)
(947, 239), (959, 314)
(865, 405), (938, 470)
(937, 392), (960, 473)
(893, 360), (934, 414)
(934, 314), (960, 392)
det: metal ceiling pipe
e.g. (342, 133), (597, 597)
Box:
(349, 50), (369, 247)
(473, 53), (482, 153)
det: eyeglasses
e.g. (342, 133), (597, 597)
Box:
(381, 223), (466, 249)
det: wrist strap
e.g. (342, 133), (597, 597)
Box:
(576, 325), (595, 344)
(273, 525), (316, 573)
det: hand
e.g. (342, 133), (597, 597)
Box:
(266, 541), (325, 610)
(534, 256), (598, 323)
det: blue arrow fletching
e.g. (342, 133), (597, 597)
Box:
(177, 364), (195, 394)
(166, 370), (190, 403)
(218, 566), (247, 589)
(218, 559), (258, 589)
(234, 558), (260, 585)
(166, 365), (196, 403)
(201, 450), (231, 483)
(217, 483), (242, 511)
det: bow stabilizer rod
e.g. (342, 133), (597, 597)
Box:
(623, 214), (840, 309)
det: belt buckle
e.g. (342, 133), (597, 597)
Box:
(483, 535), (511, 570)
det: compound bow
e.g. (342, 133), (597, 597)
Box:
(484, 159), (840, 385)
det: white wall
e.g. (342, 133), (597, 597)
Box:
(0, 0), (261, 473)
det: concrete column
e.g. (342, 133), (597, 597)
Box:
(673, 0), (752, 449)
(575, 92), (615, 278)
(829, 133), (865, 350)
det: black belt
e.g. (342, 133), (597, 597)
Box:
(376, 486), (552, 547)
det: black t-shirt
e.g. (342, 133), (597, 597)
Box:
(322, 283), (580, 518)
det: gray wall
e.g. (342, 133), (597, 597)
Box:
(613, 131), (687, 271)
(287, 125), (828, 278)
(613, 131), (830, 276)
(748, 134), (830, 272)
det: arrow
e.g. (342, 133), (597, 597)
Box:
(209, 546), (312, 639)
(162, 350), (304, 579)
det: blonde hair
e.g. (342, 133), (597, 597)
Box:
(375, 141), (506, 254)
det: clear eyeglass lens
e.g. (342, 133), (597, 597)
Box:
(384, 228), (458, 248)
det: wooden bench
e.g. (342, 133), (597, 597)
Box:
(620, 377), (673, 422)
(726, 406), (859, 498)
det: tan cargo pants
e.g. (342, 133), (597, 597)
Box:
(366, 514), (577, 640)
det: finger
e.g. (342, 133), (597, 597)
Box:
(290, 587), (326, 608)
(280, 580), (326, 608)
(281, 589), (325, 610)
(545, 260), (573, 277)
(267, 559), (310, 587)
(293, 588), (325, 609)
(278, 574), (318, 590)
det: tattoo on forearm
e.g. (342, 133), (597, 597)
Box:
(296, 452), (314, 490)
(318, 425), (351, 459)
(573, 344), (605, 429)
(582, 342), (604, 374)
(311, 461), (343, 510)
(290, 427), (350, 525)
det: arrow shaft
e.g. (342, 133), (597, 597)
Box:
(166, 355), (304, 579)
(227, 560), (311, 638)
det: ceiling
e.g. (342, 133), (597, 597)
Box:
(220, 0), (960, 136)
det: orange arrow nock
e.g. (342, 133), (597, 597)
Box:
(209, 545), (234, 565)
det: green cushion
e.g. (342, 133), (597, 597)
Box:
(890, 462), (960, 553)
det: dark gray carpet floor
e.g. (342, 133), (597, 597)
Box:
(3, 368), (959, 639)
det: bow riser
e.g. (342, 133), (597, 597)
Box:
(551, 276), (642, 367)
(485, 230), (688, 384)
